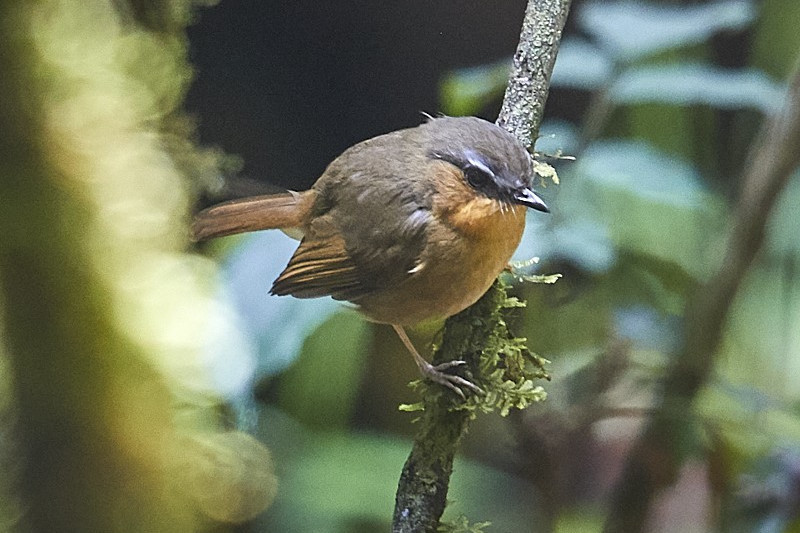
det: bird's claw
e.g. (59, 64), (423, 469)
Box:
(421, 361), (484, 399)
(431, 359), (466, 371)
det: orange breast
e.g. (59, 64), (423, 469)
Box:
(353, 161), (527, 325)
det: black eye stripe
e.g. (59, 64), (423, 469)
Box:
(463, 164), (493, 188)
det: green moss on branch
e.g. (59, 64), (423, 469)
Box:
(393, 280), (550, 532)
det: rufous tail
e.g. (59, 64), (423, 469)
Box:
(191, 190), (315, 241)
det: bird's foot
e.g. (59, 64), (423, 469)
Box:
(391, 324), (484, 399)
(420, 360), (484, 399)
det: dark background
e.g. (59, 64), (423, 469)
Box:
(185, 0), (533, 192)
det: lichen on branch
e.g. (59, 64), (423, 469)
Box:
(399, 279), (549, 418)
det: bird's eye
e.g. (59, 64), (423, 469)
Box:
(464, 164), (493, 190)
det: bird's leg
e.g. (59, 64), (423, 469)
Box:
(391, 324), (484, 398)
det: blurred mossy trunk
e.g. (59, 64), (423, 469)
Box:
(0, 1), (272, 531)
(0, 2), (192, 531)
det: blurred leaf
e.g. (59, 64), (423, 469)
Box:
(699, 386), (776, 462)
(275, 310), (370, 430)
(554, 4), (766, 99)
(439, 58), (510, 116)
(624, 100), (700, 165)
(261, 430), (400, 532)
(729, 448), (800, 533)
(611, 250), (698, 315)
(258, 409), (541, 532)
(577, 139), (724, 277)
(612, 63), (785, 113)
(521, 136), (724, 279)
(578, 0), (756, 62)
(766, 170), (800, 258)
(551, 37), (614, 89)
(220, 231), (341, 377)
(581, 140), (709, 207)
(752, 0), (800, 79)
(439, 35), (614, 116)
(614, 304), (682, 352)
(178, 431), (277, 523)
(517, 215), (617, 274)
(519, 271), (616, 354)
(554, 508), (605, 533)
(715, 260), (800, 399)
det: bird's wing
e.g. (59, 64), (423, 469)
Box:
(270, 217), (367, 300)
(270, 146), (433, 301)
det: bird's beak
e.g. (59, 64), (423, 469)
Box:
(513, 187), (549, 213)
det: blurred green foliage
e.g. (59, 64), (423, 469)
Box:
(255, 408), (541, 532)
(0, 1), (275, 530)
(276, 310), (369, 429)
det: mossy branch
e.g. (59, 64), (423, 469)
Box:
(393, 280), (549, 533)
(391, 1), (572, 531)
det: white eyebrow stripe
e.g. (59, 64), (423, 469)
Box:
(407, 261), (425, 275)
(465, 154), (495, 177)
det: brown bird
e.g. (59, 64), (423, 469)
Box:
(192, 116), (548, 397)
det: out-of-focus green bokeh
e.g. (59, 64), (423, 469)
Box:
(0, 1), (274, 531)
